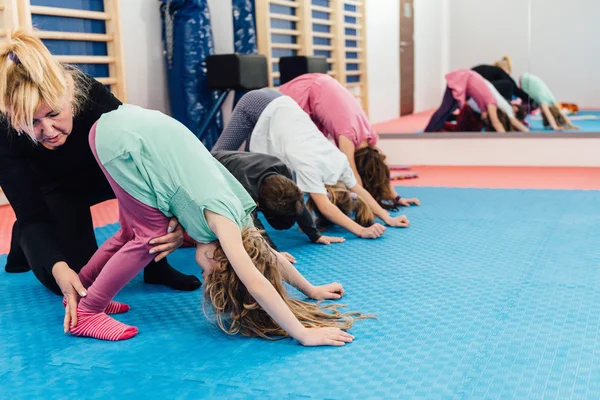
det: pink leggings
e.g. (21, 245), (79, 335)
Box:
(78, 122), (170, 313)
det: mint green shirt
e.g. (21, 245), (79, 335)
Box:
(521, 73), (558, 105)
(94, 104), (256, 243)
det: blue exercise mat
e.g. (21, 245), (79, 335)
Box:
(527, 110), (600, 133)
(2, 187), (600, 399)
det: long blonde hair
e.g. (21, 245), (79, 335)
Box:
(0, 29), (89, 135)
(203, 228), (368, 339)
(307, 182), (375, 228)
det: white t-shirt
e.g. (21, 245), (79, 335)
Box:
(249, 96), (357, 195)
(468, 80), (514, 118)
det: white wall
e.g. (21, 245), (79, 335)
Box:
(120, 1), (169, 114)
(366, 0), (400, 123)
(448, 0), (531, 78)
(529, 0), (600, 108)
(413, 0), (449, 113)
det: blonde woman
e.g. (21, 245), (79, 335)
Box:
(0, 30), (200, 332)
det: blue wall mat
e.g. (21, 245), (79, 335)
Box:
(232, 0), (257, 55)
(42, 40), (107, 56)
(3, 187), (600, 399)
(160, 0), (222, 149)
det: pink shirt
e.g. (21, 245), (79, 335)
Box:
(279, 73), (378, 148)
(446, 70), (497, 112)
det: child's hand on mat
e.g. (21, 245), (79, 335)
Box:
(384, 215), (410, 228)
(52, 262), (87, 333)
(298, 327), (354, 347)
(359, 223), (386, 238)
(316, 235), (346, 245)
(398, 197), (421, 207)
(280, 252), (297, 264)
(309, 282), (345, 300)
(569, 125), (580, 130)
(149, 217), (184, 262)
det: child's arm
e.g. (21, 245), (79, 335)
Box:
(510, 117), (529, 132)
(296, 204), (345, 245)
(272, 250), (344, 300)
(338, 136), (363, 186)
(558, 109), (580, 130)
(540, 103), (562, 130)
(206, 211), (353, 346)
(348, 184), (410, 228)
(309, 193), (386, 238)
(486, 104), (506, 132)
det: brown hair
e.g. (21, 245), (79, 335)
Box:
(354, 147), (397, 209)
(542, 105), (567, 128)
(483, 108), (512, 132)
(259, 174), (304, 217)
(203, 228), (368, 339)
(306, 183), (374, 228)
(513, 104), (527, 121)
(0, 29), (89, 136)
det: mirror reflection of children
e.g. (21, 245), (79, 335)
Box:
(520, 73), (580, 131)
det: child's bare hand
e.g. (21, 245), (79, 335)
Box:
(316, 235), (346, 245)
(280, 252), (296, 264)
(309, 282), (344, 300)
(359, 223), (386, 238)
(384, 215), (410, 228)
(398, 197), (421, 207)
(298, 327), (354, 347)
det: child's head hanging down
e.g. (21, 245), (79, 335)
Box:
(306, 183), (375, 228)
(353, 148), (397, 209)
(196, 228), (366, 339)
(258, 175), (304, 230)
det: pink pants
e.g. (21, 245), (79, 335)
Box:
(78, 122), (169, 313)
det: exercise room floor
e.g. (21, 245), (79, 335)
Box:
(374, 110), (600, 134)
(1, 166), (599, 399)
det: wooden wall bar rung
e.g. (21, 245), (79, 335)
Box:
(35, 31), (114, 42)
(311, 5), (332, 13)
(270, 28), (300, 36)
(271, 42), (301, 50)
(271, 0), (299, 8)
(54, 55), (115, 64)
(269, 13), (300, 22)
(30, 5), (110, 20)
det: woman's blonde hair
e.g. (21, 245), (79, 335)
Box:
(0, 29), (89, 135)
(306, 182), (375, 228)
(494, 55), (513, 75)
(203, 228), (368, 339)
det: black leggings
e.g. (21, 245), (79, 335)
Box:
(8, 169), (172, 295)
(424, 87), (460, 132)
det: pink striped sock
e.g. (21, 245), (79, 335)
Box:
(63, 299), (130, 315)
(69, 308), (138, 341)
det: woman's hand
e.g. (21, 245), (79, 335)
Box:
(149, 217), (184, 262)
(52, 262), (87, 333)
(308, 282), (344, 300)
